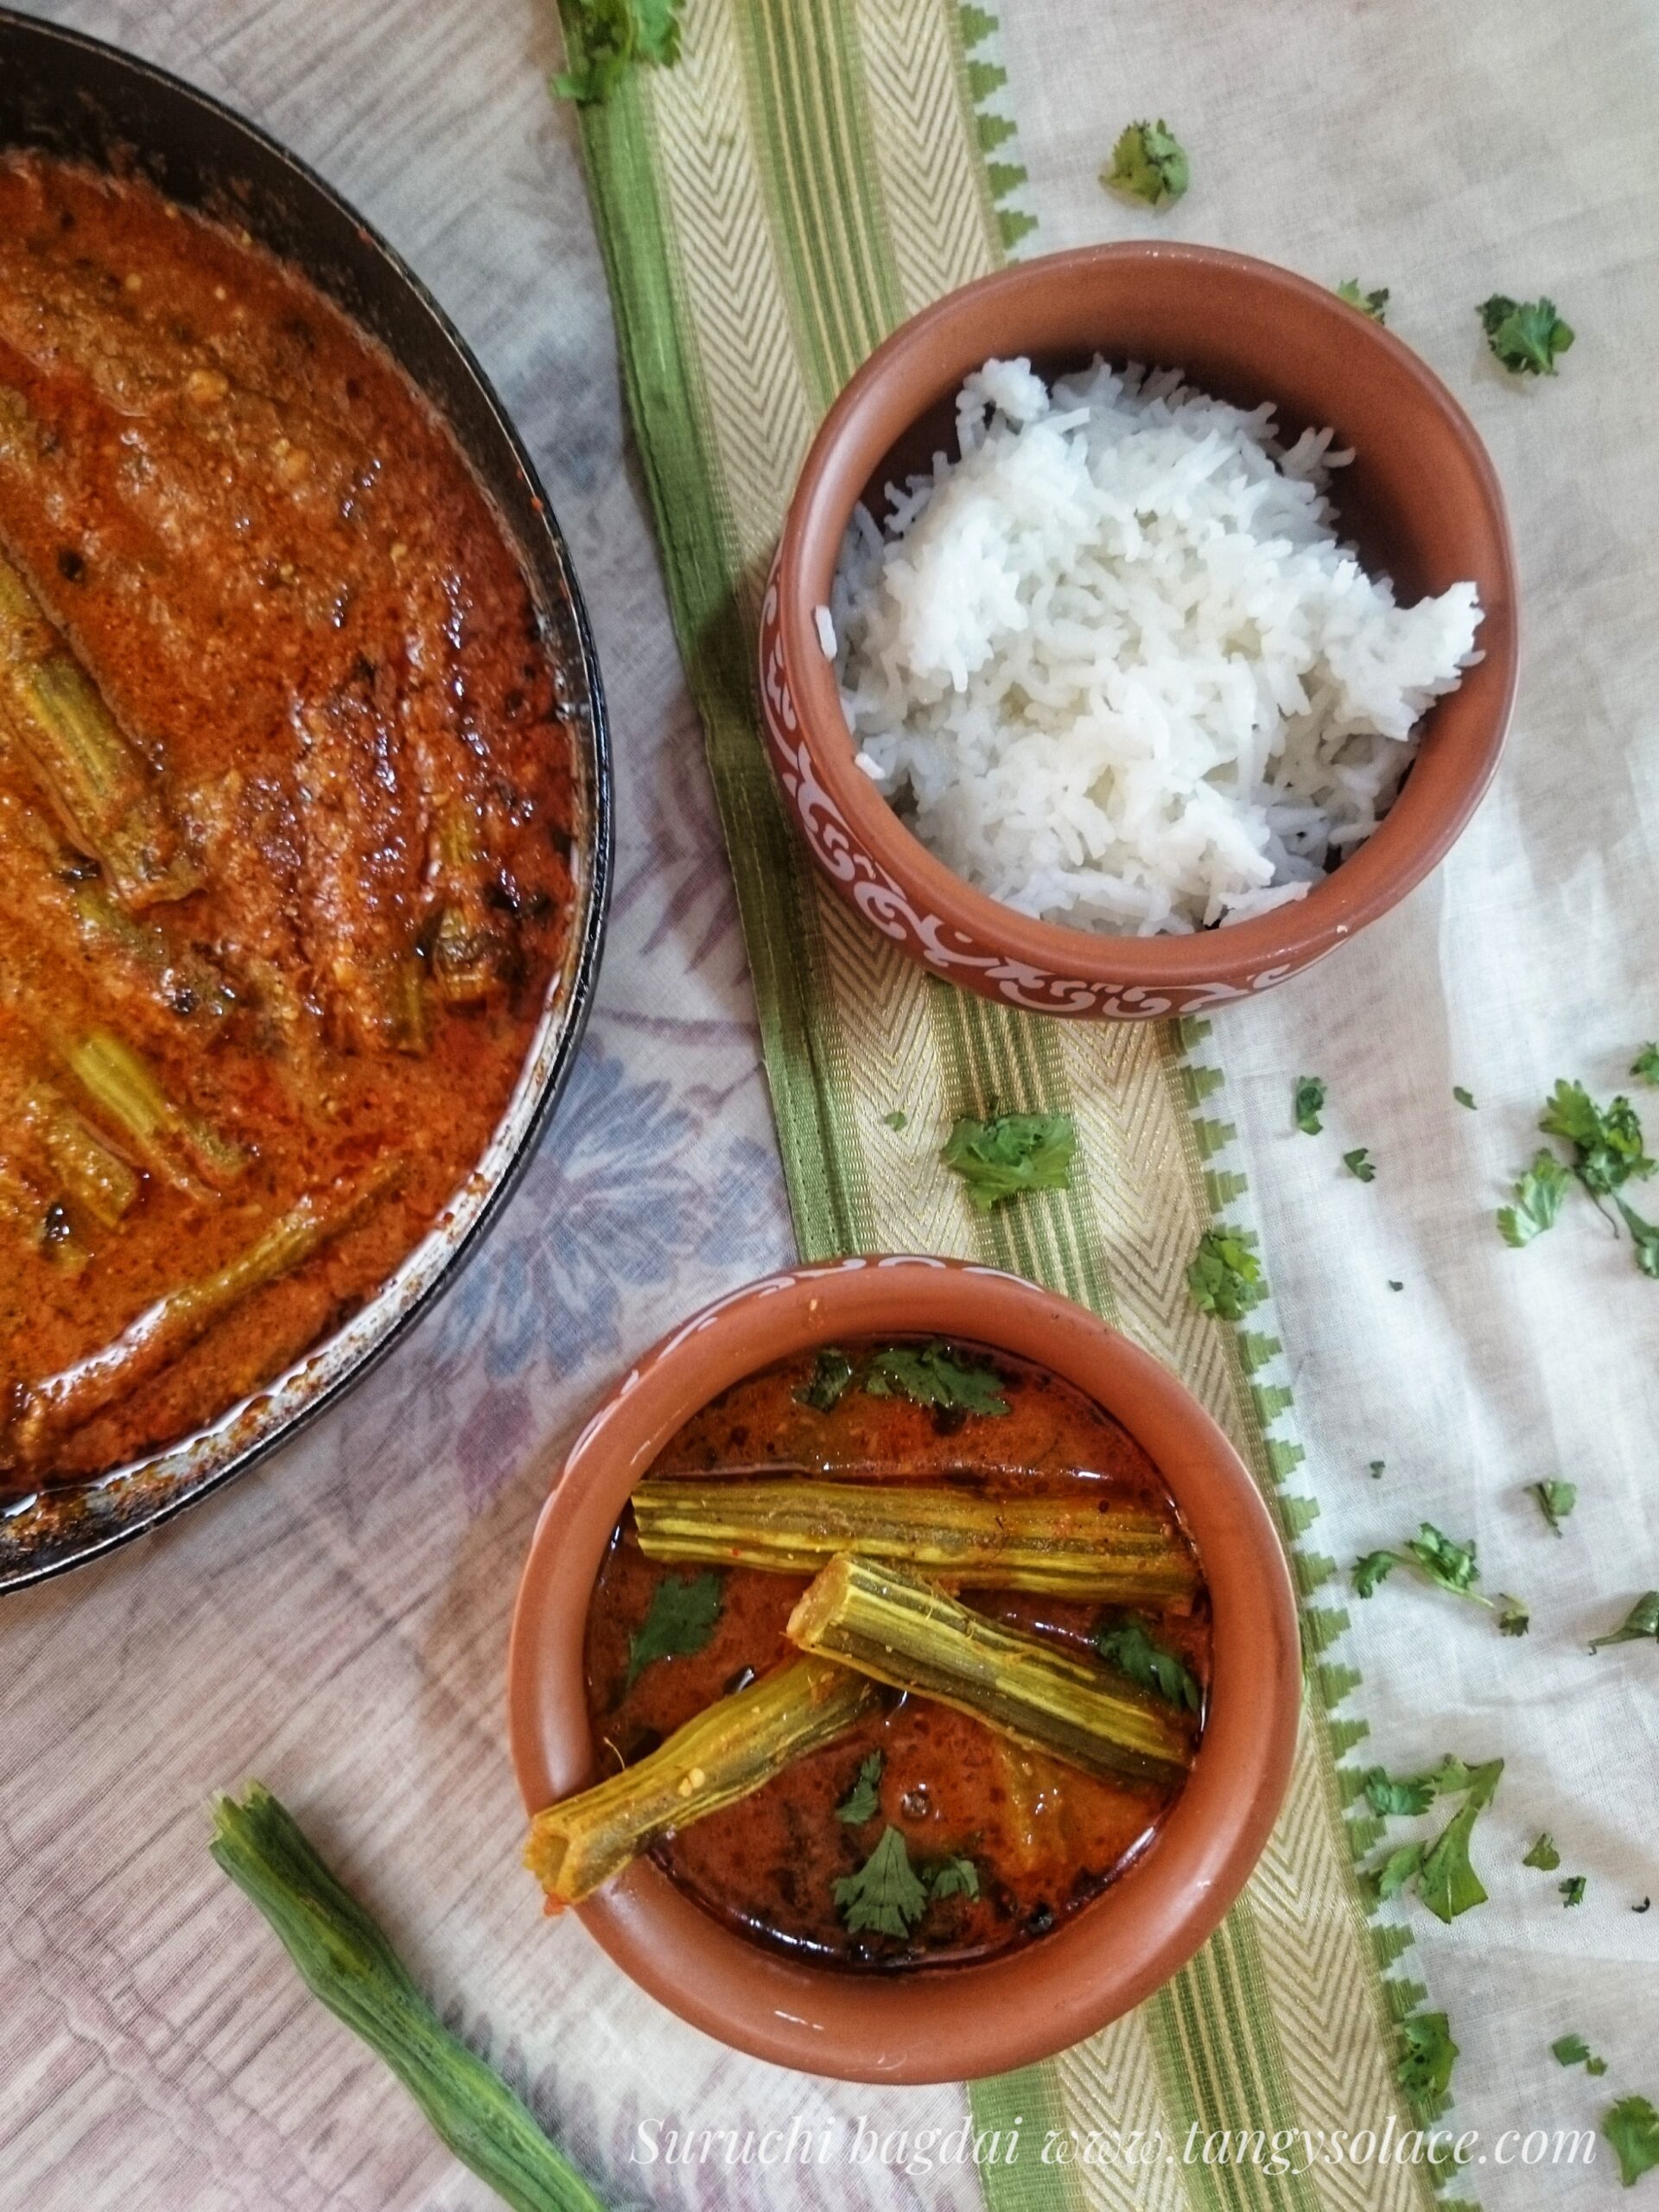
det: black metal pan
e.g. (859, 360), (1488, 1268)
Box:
(0, 6), (612, 1589)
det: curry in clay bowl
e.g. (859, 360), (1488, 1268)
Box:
(760, 243), (1518, 1020)
(506, 1255), (1299, 2082)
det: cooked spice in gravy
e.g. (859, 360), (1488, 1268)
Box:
(0, 156), (575, 1484)
(583, 1341), (1210, 1970)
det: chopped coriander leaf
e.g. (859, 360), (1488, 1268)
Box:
(1398, 2012), (1458, 2103)
(1407, 1522), (1481, 1596)
(1366, 1758), (1503, 1923)
(882, 1109), (908, 1130)
(1633, 1045), (1659, 1087)
(553, 0), (683, 104)
(1186, 1226), (1264, 1320)
(1103, 119), (1189, 207)
(1540, 1079), (1655, 1196)
(1589, 1591), (1659, 1652)
(1524, 1834), (1562, 1871)
(1497, 1592), (1531, 1637)
(1388, 1279), (1404, 1292)
(1096, 1618), (1202, 1713)
(1553, 2031), (1608, 2075)
(1453, 1085), (1478, 1109)
(1294, 1075), (1326, 1135)
(834, 1824), (928, 1938)
(1363, 1766), (1439, 1818)
(796, 1348), (855, 1413)
(1560, 1875), (1587, 1907)
(1369, 1459), (1387, 1479)
(1354, 1548), (1403, 1599)
(941, 1109), (1077, 1211)
(1479, 294), (1574, 376)
(1605, 2096), (1659, 2189)
(863, 1341), (1009, 1417)
(836, 1751), (884, 1825)
(1637, 1897), (1652, 1913)
(1336, 279), (1389, 323)
(1343, 1147), (1376, 1181)
(1498, 1148), (1571, 1247)
(1616, 1195), (1659, 1278)
(625, 1569), (723, 1688)
(1532, 1478), (1577, 1535)
(1354, 1523), (1527, 1634)
(926, 1856), (979, 1902)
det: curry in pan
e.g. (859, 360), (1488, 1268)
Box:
(0, 155), (576, 1488)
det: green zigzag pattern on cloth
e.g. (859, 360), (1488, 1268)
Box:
(556, 2), (1466, 2204)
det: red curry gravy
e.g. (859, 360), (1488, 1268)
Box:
(584, 1341), (1210, 1971)
(0, 156), (575, 1486)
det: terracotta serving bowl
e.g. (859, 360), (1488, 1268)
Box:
(760, 243), (1518, 1020)
(506, 1255), (1300, 2082)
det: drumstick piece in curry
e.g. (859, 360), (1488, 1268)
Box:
(0, 551), (200, 909)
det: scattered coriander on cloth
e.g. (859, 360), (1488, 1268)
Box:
(1366, 1758), (1503, 1923)
(1616, 1194), (1659, 1277)
(1525, 1834), (1563, 1870)
(1540, 1079), (1654, 1196)
(1294, 1075), (1325, 1135)
(1369, 1459), (1387, 1479)
(1103, 119), (1189, 207)
(1605, 2096), (1659, 2189)
(796, 1348), (855, 1412)
(1096, 1618), (1203, 1713)
(1454, 1085), (1478, 1109)
(1397, 2012), (1458, 2103)
(1590, 1591), (1659, 1652)
(941, 1109), (1077, 1210)
(626, 1568), (723, 1687)
(881, 1109), (907, 1130)
(1479, 294), (1574, 376)
(211, 1786), (608, 2212)
(553, 0), (683, 104)
(1532, 1478), (1578, 1534)
(1344, 1147), (1376, 1182)
(1560, 1875), (1588, 1907)
(1553, 2031), (1608, 2075)
(1352, 1523), (1527, 1633)
(1336, 280), (1389, 322)
(835, 1751), (883, 1825)
(1186, 1227), (1264, 1320)
(1388, 1279), (1404, 1292)
(1498, 1148), (1571, 1247)
(1633, 1044), (1659, 1086)
(835, 1825), (928, 1938)
(863, 1341), (1009, 1417)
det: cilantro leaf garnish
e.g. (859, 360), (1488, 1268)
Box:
(1540, 1080), (1655, 1196)
(1187, 1227), (1265, 1321)
(1634, 1045), (1659, 1087)
(1524, 1834), (1562, 1871)
(625, 1568), (723, 1688)
(1369, 1459), (1387, 1480)
(1553, 2031), (1608, 2075)
(1590, 1591), (1659, 1652)
(1336, 280), (1389, 323)
(1605, 2097), (1659, 2189)
(552, 0), (683, 104)
(1560, 1874), (1587, 1908)
(1497, 1148), (1571, 1246)
(836, 1751), (883, 1825)
(1616, 1195), (1659, 1278)
(862, 1342), (1009, 1416)
(1353, 1525), (1526, 1633)
(881, 1109), (908, 1130)
(1388, 1279), (1404, 1292)
(834, 1824), (929, 1938)
(796, 1348), (855, 1413)
(1343, 1147), (1376, 1182)
(1103, 119), (1189, 207)
(1294, 1076), (1326, 1135)
(1479, 295), (1574, 376)
(1095, 1618), (1202, 1713)
(1363, 1767), (1440, 1818)
(1454, 1085), (1478, 1109)
(1415, 1759), (1503, 1922)
(1398, 2012), (1458, 2103)
(941, 1110), (1077, 1211)
(1532, 1478), (1577, 1535)
(926, 1855), (980, 1902)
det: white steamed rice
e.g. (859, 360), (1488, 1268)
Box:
(827, 356), (1483, 936)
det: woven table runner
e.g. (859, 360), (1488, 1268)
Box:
(563, 8), (1440, 2207)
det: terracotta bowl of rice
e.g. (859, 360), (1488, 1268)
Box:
(760, 243), (1518, 1020)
